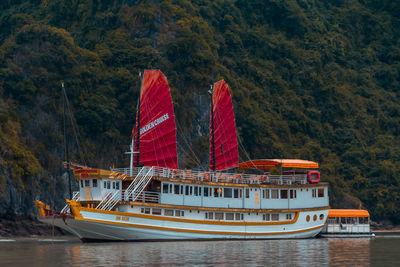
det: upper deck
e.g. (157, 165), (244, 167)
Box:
(112, 166), (320, 186)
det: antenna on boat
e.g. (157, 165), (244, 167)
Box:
(125, 71), (143, 176)
(209, 84), (216, 172)
(62, 82), (72, 200)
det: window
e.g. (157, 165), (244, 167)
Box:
(113, 182), (116, 189)
(271, 214), (279, 221)
(280, 190), (288, 199)
(235, 213), (242, 220)
(318, 188), (324, 197)
(286, 214), (292, 220)
(263, 214), (271, 221)
(312, 189), (317, 198)
(225, 213), (234, 220)
(80, 180), (84, 187)
(234, 189), (239, 198)
(185, 185), (190, 195)
(142, 208), (150, 214)
(107, 181), (111, 189)
(103, 181), (106, 188)
(271, 189), (279, 199)
(165, 209), (174, 216)
(204, 187), (209, 197)
(263, 189), (270, 199)
(190, 186), (193, 195)
(213, 188), (220, 198)
(224, 188), (232, 198)
(239, 189), (242, 198)
(175, 210), (184, 217)
(290, 189), (296, 199)
(85, 180), (90, 187)
(180, 185), (184, 194)
(169, 184), (173, 193)
(194, 186), (198, 196)
(174, 184), (180, 194)
(116, 182), (119, 190)
(245, 188), (250, 198)
(215, 212), (224, 220)
(205, 212), (213, 219)
(163, 184), (169, 193)
(92, 179), (97, 187)
(152, 208), (162, 215)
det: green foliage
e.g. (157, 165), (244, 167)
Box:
(0, 0), (400, 223)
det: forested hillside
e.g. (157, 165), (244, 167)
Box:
(1, 0), (400, 224)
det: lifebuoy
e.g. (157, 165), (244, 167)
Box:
(307, 171), (320, 184)
(261, 175), (268, 184)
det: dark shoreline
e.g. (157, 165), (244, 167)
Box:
(0, 215), (70, 238)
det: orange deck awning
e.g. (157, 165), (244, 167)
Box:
(328, 209), (370, 218)
(239, 159), (319, 170)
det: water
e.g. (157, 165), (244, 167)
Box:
(1, 235), (400, 266)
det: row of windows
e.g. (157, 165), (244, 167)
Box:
(138, 207), (295, 222)
(205, 212), (244, 221)
(140, 207), (184, 217)
(79, 179), (120, 190)
(312, 188), (324, 198)
(327, 217), (369, 224)
(162, 183), (303, 200)
(80, 179), (97, 188)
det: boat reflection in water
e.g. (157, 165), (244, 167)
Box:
(31, 238), (374, 266)
(328, 238), (370, 266)
(4, 237), (400, 265)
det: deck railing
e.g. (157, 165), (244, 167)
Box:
(123, 190), (160, 203)
(112, 166), (309, 185)
(61, 191), (80, 213)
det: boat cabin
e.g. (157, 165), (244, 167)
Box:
(320, 209), (374, 237)
(75, 169), (123, 201)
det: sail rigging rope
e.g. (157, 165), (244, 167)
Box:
(62, 87), (87, 166)
(176, 119), (204, 170)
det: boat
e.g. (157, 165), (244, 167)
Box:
(320, 209), (375, 238)
(36, 70), (330, 241)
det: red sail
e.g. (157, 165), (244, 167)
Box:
(133, 70), (178, 169)
(210, 80), (239, 171)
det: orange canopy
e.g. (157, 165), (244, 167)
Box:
(328, 209), (370, 218)
(239, 159), (319, 170)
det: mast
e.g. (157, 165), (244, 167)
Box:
(135, 72), (143, 167)
(209, 84), (216, 172)
(62, 82), (72, 200)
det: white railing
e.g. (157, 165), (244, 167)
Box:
(61, 191), (80, 213)
(124, 167), (154, 202)
(102, 190), (121, 210)
(112, 166), (308, 185)
(125, 191), (160, 203)
(96, 192), (112, 210)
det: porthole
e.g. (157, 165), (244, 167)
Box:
(320, 214), (324, 220)
(306, 215), (310, 222)
(313, 214), (317, 221)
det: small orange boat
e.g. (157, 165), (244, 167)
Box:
(320, 209), (374, 238)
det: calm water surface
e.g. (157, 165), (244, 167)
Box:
(1, 235), (400, 266)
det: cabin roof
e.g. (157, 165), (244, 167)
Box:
(328, 209), (370, 218)
(239, 159), (319, 170)
(73, 168), (127, 180)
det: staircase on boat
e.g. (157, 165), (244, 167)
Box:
(61, 191), (80, 213)
(96, 166), (154, 211)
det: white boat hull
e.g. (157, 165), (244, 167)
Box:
(39, 208), (329, 241)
